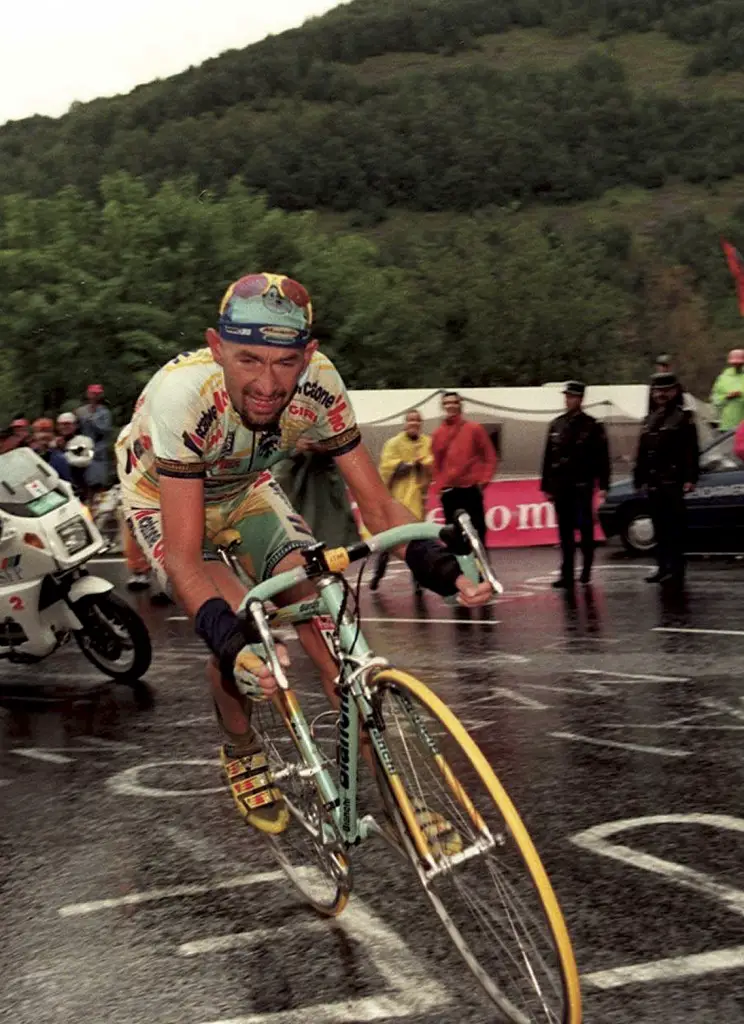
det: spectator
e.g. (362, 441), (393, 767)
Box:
(30, 417), (71, 481)
(76, 384), (113, 498)
(371, 409), (433, 591)
(735, 419), (744, 463)
(710, 349), (744, 431)
(541, 382), (610, 588)
(634, 373), (699, 587)
(432, 392), (498, 542)
(648, 355), (694, 415)
(55, 411), (79, 449)
(0, 417), (30, 454)
(123, 518), (154, 591)
(273, 436), (360, 548)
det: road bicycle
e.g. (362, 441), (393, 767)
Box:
(215, 513), (582, 1024)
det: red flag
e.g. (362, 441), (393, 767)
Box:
(721, 237), (744, 316)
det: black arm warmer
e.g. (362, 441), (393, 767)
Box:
(404, 539), (461, 597)
(194, 597), (261, 681)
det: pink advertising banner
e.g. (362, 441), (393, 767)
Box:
(426, 478), (605, 548)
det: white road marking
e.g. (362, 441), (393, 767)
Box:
(76, 737), (141, 751)
(106, 758), (222, 798)
(653, 626), (744, 637)
(10, 739), (140, 764)
(573, 813), (744, 988)
(180, 869), (451, 1024)
(180, 927), (290, 956)
(598, 705), (744, 731)
(550, 732), (690, 758)
(584, 945), (744, 989)
(458, 717), (499, 731)
(11, 748), (74, 764)
(576, 668), (690, 683)
(60, 865), (451, 1022)
(58, 873), (283, 917)
(699, 697), (744, 722)
(467, 688), (549, 711)
(167, 715), (214, 728)
(0, 672), (104, 683)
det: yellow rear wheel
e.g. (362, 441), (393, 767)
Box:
(371, 668), (582, 1024)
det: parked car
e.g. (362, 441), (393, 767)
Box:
(598, 431), (744, 554)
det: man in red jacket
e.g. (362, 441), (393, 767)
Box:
(432, 392), (498, 541)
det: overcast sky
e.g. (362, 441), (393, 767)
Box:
(0, 0), (345, 126)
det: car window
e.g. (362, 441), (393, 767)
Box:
(701, 433), (740, 472)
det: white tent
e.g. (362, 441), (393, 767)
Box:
(348, 384), (712, 478)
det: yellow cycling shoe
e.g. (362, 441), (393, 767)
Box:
(413, 801), (463, 858)
(220, 746), (289, 834)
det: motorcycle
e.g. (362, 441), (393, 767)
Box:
(0, 446), (152, 680)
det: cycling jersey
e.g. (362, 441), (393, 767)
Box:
(116, 347), (361, 509)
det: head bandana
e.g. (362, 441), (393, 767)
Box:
(218, 273), (312, 349)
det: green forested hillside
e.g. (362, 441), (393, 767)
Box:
(1, 0), (744, 422)
(5, 0), (744, 206)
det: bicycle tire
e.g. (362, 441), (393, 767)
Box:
(251, 693), (351, 918)
(369, 668), (581, 1024)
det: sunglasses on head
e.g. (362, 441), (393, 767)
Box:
(231, 274), (310, 309)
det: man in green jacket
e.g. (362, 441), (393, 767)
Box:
(710, 349), (744, 431)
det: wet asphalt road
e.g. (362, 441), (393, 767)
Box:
(2, 546), (744, 1024)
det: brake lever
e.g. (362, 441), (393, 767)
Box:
(455, 512), (504, 595)
(246, 599), (291, 691)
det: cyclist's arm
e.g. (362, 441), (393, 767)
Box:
(160, 474), (222, 616)
(336, 443), (491, 605)
(334, 442), (416, 537)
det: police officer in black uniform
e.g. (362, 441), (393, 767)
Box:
(634, 372), (699, 585)
(541, 382), (610, 588)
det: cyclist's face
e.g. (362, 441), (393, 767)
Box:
(207, 331), (317, 427)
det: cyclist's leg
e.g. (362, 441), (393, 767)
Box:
(209, 472), (340, 706)
(124, 504), (252, 735)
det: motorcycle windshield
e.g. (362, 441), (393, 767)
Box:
(0, 448), (69, 516)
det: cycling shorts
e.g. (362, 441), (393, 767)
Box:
(122, 469), (315, 593)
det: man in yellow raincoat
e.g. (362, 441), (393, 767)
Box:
(370, 409), (433, 591)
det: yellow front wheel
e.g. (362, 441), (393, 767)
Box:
(371, 669), (582, 1024)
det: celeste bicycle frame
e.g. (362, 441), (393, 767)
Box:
(229, 517), (502, 848)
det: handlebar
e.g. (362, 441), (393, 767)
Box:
(237, 511), (503, 618)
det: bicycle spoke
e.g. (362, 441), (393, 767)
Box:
(252, 698), (350, 916)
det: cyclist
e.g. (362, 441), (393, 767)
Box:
(116, 273), (493, 832)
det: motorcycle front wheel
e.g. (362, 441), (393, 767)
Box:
(73, 592), (152, 680)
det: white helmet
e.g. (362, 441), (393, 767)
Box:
(65, 434), (94, 468)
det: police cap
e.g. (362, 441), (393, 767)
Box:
(562, 381), (586, 397)
(650, 372), (679, 388)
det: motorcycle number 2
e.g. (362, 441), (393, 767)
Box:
(9, 596), (24, 611)
(572, 813), (744, 990)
